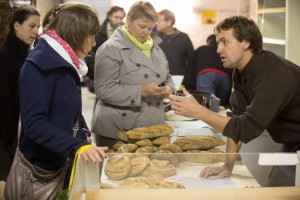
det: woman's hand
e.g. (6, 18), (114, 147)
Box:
(141, 82), (165, 97)
(81, 146), (108, 164)
(161, 85), (173, 99)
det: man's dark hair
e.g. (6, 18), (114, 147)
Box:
(106, 6), (125, 18)
(206, 34), (216, 45)
(158, 9), (175, 25)
(215, 16), (263, 54)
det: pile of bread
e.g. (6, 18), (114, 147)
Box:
(110, 124), (227, 164)
(102, 124), (233, 188)
(103, 152), (186, 189)
(104, 154), (178, 180)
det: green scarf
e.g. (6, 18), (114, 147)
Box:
(121, 25), (153, 58)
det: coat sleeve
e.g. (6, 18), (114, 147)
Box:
(20, 62), (89, 159)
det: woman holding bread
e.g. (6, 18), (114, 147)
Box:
(92, 1), (176, 148)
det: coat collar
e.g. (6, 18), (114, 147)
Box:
(110, 27), (164, 74)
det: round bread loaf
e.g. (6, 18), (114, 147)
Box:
(105, 155), (131, 180)
(130, 156), (150, 177)
(144, 159), (176, 177)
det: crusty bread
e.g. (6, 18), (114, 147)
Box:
(135, 146), (156, 156)
(117, 143), (139, 153)
(173, 135), (225, 150)
(130, 156), (150, 177)
(151, 150), (179, 166)
(143, 159), (176, 178)
(152, 136), (170, 146)
(135, 139), (152, 147)
(112, 141), (125, 151)
(127, 124), (173, 140)
(105, 155), (131, 180)
(118, 177), (185, 189)
(159, 144), (183, 153)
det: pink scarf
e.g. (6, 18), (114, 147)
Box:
(41, 30), (80, 69)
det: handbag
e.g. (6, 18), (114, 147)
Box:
(4, 148), (67, 200)
(4, 119), (79, 200)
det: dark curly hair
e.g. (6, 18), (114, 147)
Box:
(215, 16), (263, 54)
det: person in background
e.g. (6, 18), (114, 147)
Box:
(170, 16), (300, 186)
(0, 5), (40, 181)
(85, 6), (126, 112)
(156, 9), (195, 90)
(18, 3), (107, 190)
(195, 34), (233, 106)
(85, 6), (126, 81)
(91, 1), (176, 148)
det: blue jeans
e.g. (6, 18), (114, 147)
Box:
(197, 72), (231, 106)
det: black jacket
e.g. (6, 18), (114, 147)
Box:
(0, 31), (30, 180)
(85, 19), (109, 80)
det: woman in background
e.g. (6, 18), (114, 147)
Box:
(0, 5), (40, 181)
(92, 1), (176, 148)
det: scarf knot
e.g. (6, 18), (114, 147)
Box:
(121, 25), (153, 58)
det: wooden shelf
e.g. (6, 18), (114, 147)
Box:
(258, 7), (286, 14)
(263, 37), (285, 45)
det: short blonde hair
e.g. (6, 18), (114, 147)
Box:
(127, 1), (158, 23)
(48, 3), (100, 55)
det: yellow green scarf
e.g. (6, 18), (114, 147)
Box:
(121, 25), (153, 58)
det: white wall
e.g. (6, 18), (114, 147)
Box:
(69, 0), (251, 49)
(111, 0), (250, 48)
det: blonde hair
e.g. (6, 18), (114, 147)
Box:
(47, 2), (100, 56)
(127, 1), (158, 23)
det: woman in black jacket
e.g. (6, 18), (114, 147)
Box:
(0, 5), (40, 181)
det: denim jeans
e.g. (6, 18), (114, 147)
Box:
(196, 72), (231, 106)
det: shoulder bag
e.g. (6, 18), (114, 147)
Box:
(4, 120), (79, 200)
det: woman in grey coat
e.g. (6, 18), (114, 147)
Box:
(92, 1), (176, 148)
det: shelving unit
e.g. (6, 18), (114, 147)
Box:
(257, 0), (286, 58)
(257, 0), (300, 66)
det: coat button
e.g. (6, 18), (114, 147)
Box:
(147, 102), (151, 106)
(156, 102), (160, 106)
(136, 63), (140, 67)
(131, 100), (135, 104)
(144, 74), (148, 78)
(156, 74), (160, 78)
(122, 113), (126, 117)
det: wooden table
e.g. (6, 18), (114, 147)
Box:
(85, 187), (300, 200)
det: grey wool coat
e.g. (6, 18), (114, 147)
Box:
(91, 27), (176, 139)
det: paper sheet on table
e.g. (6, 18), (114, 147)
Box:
(173, 177), (237, 188)
(258, 153), (298, 166)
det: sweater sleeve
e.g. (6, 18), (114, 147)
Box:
(223, 64), (298, 143)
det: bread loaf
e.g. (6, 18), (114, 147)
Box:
(127, 124), (173, 139)
(117, 143), (139, 153)
(105, 155), (131, 180)
(130, 156), (150, 177)
(144, 159), (176, 177)
(173, 135), (225, 150)
(135, 146), (156, 156)
(112, 141), (125, 151)
(118, 177), (185, 189)
(135, 139), (152, 147)
(151, 150), (179, 166)
(152, 136), (170, 146)
(159, 144), (183, 153)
